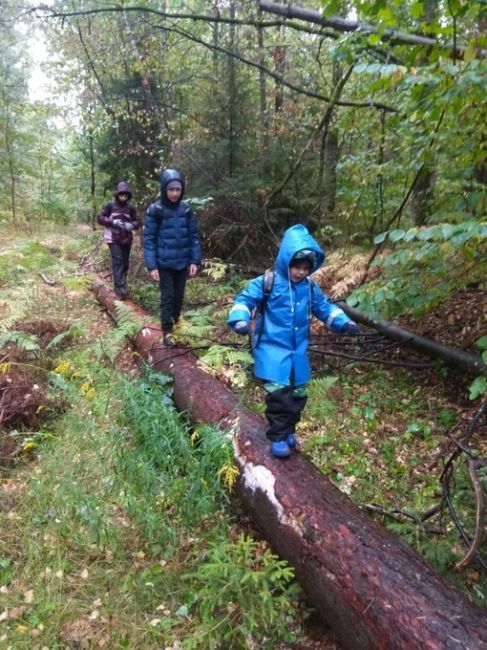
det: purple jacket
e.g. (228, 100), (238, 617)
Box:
(97, 182), (140, 245)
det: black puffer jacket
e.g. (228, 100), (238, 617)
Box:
(143, 170), (202, 270)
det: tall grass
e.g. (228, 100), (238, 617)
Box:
(0, 360), (299, 648)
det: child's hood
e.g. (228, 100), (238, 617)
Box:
(160, 169), (185, 201)
(275, 224), (325, 278)
(114, 180), (132, 199)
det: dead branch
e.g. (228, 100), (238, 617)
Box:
(337, 302), (487, 376)
(455, 458), (487, 571)
(38, 272), (56, 285)
(263, 65), (354, 212)
(258, 0), (486, 59)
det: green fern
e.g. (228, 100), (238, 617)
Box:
(200, 345), (251, 370)
(177, 306), (219, 344)
(306, 375), (339, 420)
(114, 302), (146, 337)
(0, 291), (32, 332)
(93, 302), (145, 362)
(46, 322), (86, 351)
(200, 344), (253, 388)
(0, 331), (41, 356)
(202, 259), (228, 281)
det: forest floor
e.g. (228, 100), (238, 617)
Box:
(0, 224), (340, 648)
(0, 223), (486, 648)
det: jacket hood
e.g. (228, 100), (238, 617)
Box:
(275, 224), (325, 278)
(115, 181), (132, 199)
(160, 168), (185, 201)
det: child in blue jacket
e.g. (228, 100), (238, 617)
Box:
(143, 169), (202, 346)
(227, 224), (360, 458)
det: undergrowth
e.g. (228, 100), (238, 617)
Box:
(0, 360), (301, 648)
(0, 225), (303, 649)
(302, 366), (487, 604)
(131, 256), (487, 605)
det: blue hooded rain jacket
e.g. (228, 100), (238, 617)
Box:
(227, 224), (353, 386)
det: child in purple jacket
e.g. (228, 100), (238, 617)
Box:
(97, 181), (140, 298)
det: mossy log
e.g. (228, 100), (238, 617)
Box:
(92, 278), (487, 650)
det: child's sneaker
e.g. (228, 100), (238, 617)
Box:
(287, 433), (298, 449)
(270, 440), (291, 458)
(163, 334), (176, 347)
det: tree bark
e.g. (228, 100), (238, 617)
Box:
(92, 278), (487, 650)
(337, 302), (487, 376)
(258, 0), (484, 59)
(411, 0), (437, 227)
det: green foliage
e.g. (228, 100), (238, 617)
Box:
(200, 344), (253, 388)
(469, 376), (487, 401)
(177, 305), (217, 343)
(306, 375), (338, 420)
(93, 302), (145, 362)
(114, 368), (233, 533)
(0, 331), (40, 356)
(183, 534), (296, 649)
(46, 322), (85, 351)
(468, 335), (487, 400)
(348, 221), (487, 317)
(0, 557), (13, 586)
(477, 336), (487, 365)
(203, 258), (229, 282)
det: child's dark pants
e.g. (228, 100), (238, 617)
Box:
(264, 385), (307, 442)
(158, 268), (187, 332)
(108, 243), (131, 292)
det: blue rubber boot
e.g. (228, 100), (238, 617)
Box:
(270, 440), (292, 458)
(287, 433), (298, 449)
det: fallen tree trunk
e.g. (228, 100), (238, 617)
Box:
(338, 302), (487, 377)
(92, 278), (487, 650)
(258, 0), (486, 59)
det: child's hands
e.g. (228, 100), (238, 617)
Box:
(342, 322), (360, 336)
(188, 264), (198, 277)
(148, 269), (160, 282)
(234, 321), (249, 335)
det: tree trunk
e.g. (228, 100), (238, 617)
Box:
(273, 25), (285, 114)
(411, 0), (437, 227)
(228, 1), (237, 176)
(92, 278), (487, 650)
(338, 302), (487, 376)
(257, 11), (269, 153)
(257, 0), (482, 58)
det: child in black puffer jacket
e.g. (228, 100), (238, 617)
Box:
(143, 169), (202, 345)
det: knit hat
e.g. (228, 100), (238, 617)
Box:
(166, 179), (183, 191)
(290, 249), (317, 267)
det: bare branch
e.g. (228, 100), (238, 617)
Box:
(258, 0), (487, 59)
(35, 4), (396, 112)
(455, 458), (487, 571)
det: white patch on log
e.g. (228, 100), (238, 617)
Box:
(240, 462), (288, 524)
(141, 327), (152, 337)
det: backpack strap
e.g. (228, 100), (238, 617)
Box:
(254, 269), (275, 347)
(153, 201), (191, 222)
(261, 269), (274, 311)
(152, 201), (193, 250)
